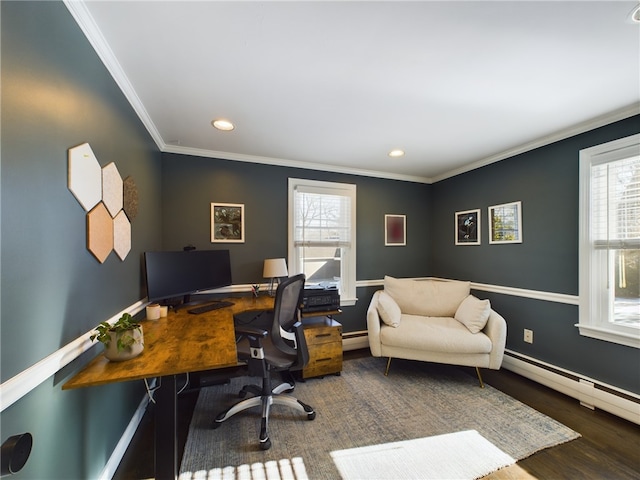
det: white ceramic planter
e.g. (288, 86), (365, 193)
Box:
(104, 327), (144, 361)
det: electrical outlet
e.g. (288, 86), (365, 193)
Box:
(524, 329), (534, 344)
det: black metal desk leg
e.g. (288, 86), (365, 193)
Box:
(155, 375), (178, 480)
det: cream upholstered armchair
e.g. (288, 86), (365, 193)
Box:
(367, 276), (507, 387)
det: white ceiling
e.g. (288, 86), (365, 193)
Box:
(68, 1), (640, 183)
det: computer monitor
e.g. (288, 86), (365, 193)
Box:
(144, 249), (232, 305)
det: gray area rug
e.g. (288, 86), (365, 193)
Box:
(180, 356), (580, 479)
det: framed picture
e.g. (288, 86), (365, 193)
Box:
(489, 201), (522, 244)
(385, 214), (406, 246)
(455, 209), (480, 245)
(211, 203), (245, 243)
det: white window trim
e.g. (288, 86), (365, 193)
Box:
(577, 133), (640, 349)
(288, 178), (357, 306)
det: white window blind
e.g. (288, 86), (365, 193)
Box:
(591, 155), (640, 251)
(293, 188), (352, 248)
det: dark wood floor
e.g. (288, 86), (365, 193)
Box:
(113, 350), (640, 479)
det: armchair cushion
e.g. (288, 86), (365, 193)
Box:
(383, 276), (470, 317)
(380, 315), (493, 354)
(455, 295), (491, 334)
(377, 291), (401, 327)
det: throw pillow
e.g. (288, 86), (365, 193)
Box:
(377, 291), (401, 327)
(455, 295), (491, 333)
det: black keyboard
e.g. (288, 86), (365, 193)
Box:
(188, 301), (234, 314)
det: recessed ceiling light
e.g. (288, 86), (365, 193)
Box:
(631, 4), (640, 23)
(388, 149), (405, 158)
(212, 119), (235, 131)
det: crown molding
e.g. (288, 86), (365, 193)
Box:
(430, 103), (640, 183)
(65, 0), (432, 185)
(65, 1), (638, 186)
(63, 0), (165, 150)
(162, 144), (433, 184)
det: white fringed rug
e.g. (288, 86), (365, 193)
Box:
(179, 457), (309, 480)
(331, 430), (515, 480)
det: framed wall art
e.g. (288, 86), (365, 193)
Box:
(385, 214), (406, 246)
(455, 209), (480, 245)
(489, 201), (522, 244)
(211, 203), (245, 243)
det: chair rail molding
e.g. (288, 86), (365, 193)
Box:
(0, 300), (147, 412)
(356, 277), (579, 306)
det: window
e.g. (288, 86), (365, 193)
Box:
(578, 134), (640, 348)
(288, 178), (356, 306)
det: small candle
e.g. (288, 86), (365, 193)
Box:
(146, 303), (160, 320)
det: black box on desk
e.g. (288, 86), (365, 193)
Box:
(301, 285), (340, 313)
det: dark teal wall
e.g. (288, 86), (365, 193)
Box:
(1, 1), (162, 478)
(161, 153), (432, 332)
(431, 116), (640, 393)
(2, 1), (638, 478)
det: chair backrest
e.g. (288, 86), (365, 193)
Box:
(271, 273), (305, 336)
(270, 274), (309, 368)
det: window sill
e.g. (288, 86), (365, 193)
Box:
(576, 323), (639, 349)
(341, 297), (357, 307)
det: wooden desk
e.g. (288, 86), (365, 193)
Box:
(63, 295), (273, 480)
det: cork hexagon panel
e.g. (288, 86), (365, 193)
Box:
(102, 162), (123, 217)
(87, 202), (114, 263)
(123, 176), (139, 221)
(68, 143), (102, 211)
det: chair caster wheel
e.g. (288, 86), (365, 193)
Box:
(212, 421), (222, 430)
(260, 438), (271, 450)
(307, 411), (316, 421)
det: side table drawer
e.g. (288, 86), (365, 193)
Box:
(305, 324), (342, 345)
(302, 316), (343, 379)
(304, 342), (342, 379)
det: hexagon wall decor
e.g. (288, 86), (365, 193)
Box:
(68, 143), (102, 211)
(102, 162), (123, 217)
(113, 210), (131, 261)
(123, 176), (139, 221)
(68, 143), (136, 264)
(87, 202), (114, 263)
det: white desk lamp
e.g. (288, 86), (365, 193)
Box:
(263, 258), (288, 296)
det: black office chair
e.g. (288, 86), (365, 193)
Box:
(213, 273), (316, 450)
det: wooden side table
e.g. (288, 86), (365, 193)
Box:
(301, 315), (343, 379)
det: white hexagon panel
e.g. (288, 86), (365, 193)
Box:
(113, 210), (131, 261)
(102, 162), (123, 217)
(68, 143), (102, 211)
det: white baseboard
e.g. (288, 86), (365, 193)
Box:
(502, 350), (640, 425)
(99, 389), (152, 480)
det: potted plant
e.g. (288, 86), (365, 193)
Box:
(91, 313), (144, 361)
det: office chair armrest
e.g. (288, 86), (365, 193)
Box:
(235, 325), (268, 337)
(291, 321), (310, 369)
(235, 325), (268, 349)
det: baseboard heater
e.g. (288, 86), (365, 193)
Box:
(503, 350), (640, 425)
(342, 330), (369, 351)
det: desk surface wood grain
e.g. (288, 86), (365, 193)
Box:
(63, 295), (273, 389)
